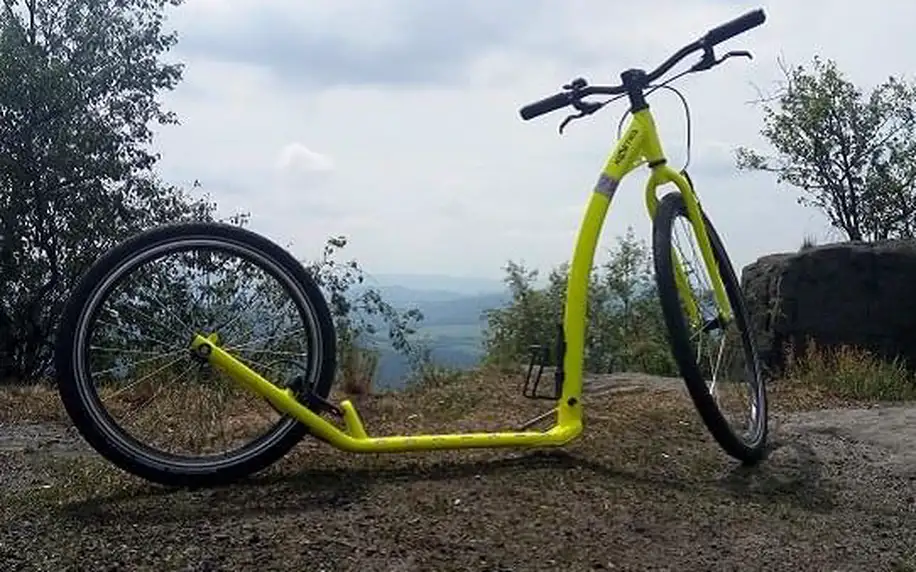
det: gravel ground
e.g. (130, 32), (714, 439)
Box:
(0, 375), (914, 572)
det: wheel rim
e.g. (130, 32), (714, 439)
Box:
(668, 213), (764, 447)
(70, 236), (324, 470)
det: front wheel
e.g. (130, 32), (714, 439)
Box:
(54, 222), (338, 487)
(652, 192), (768, 464)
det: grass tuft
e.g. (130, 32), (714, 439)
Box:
(782, 340), (916, 402)
(0, 382), (67, 423)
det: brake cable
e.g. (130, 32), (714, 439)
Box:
(560, 48), (754, 172)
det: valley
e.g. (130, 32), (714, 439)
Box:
(355, 274), (511, 389)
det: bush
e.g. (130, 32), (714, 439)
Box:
(482, 227), (677, 377)
(302, 236), (428, 395)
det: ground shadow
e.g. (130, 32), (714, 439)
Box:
(716, 437), (836, 511)
(60, 442), (836, 525)
(60, 451), (578, 524)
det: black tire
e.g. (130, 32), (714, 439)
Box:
(54, 222), (337, 487)
(652, 192), (768, 464)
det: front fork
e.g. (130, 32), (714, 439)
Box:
(554, 111), (733, 427)
(645, 166), (733, 327)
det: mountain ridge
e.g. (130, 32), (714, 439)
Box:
(348, 277), (513, 389)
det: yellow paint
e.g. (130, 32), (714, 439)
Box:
(192, 336), (581, 452)
(192, 104), (735, 454)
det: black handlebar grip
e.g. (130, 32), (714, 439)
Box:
(519, 92), (572, 120)
(703, 8), (766, 46)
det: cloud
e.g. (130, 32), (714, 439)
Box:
(267, 143), (340, 221)
(275, 142), (335, 175)
(152, 0), (916, 279)
(171, 0), (571, 89)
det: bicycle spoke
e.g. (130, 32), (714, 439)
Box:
(655, 192), (764, 457)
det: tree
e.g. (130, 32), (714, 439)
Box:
(0, 0), (428, 390)
(736, 56), (916, 242)
(302, 236), (426, 393)
(480, 260), (563, 367)
(0, 0), (219, 383)
(482, 227), (677, 377)
(594, 226), (672, 374)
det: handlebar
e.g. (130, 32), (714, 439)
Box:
(519, 8), (766, 121)
(703, 8), (766, 47)
(519, 92), (577, 121)
(519, 80), (626, 121)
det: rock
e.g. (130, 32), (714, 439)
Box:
(739, 239), (916, 378)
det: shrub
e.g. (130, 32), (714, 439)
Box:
(482, 226), (677, 377)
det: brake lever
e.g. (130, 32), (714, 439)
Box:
(559, 100), (603, 135)
(690, 45), (717, 72)
(690, 46), (753, 73)
(720, 49), (753, 62)
(558, 112), (583, 134)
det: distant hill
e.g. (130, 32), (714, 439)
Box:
(356, 285), (511, 329)
(366, 284), (469, 304)
(363, 273), (507, 296)
(347, 275), (513, 390)
(404, 291), (510, 326)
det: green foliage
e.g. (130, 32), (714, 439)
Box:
(0, 0), (227, 383)
(736, 56), (916, 242)
(302, 236), (427, 392)
(481, 260), (565, 369)
(482, 226), (677, 376)
(0, 0), (421, 392)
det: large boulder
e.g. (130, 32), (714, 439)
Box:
(739, 239), (916, 378)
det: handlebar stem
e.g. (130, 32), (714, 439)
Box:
(620, 69), (650, 112)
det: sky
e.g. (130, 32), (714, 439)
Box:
(150, 0), (914, 283)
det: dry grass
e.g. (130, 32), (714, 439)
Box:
(782, 340), (916, 402)
(3, 347), (903, 437)
(1, 364), (914, 570)
(0, 360), (891, 508)
(897, 552), (916, 572)
(337, 345), (380, 396)
(0, 383), (66, 424)
(4, 369), (733, 517)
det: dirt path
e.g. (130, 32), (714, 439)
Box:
(0, 378), (914, 571)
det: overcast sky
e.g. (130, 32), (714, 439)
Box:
(151, 0), (912, 281)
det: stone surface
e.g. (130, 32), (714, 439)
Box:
(740, 239), (916, 376)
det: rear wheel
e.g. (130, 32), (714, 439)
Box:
(54, 222), (337, 487)
(652, 192), (768, 464)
